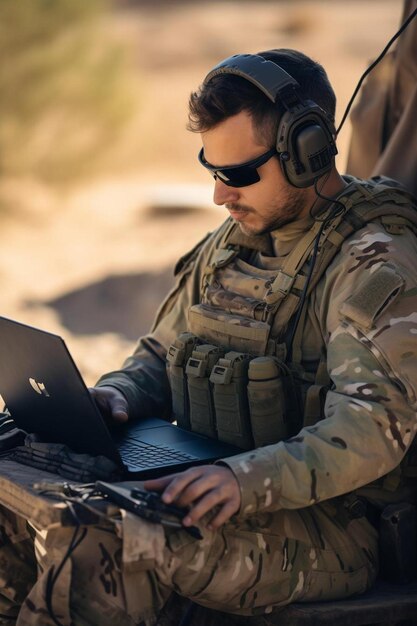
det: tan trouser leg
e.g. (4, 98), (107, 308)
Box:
(0, 499), (378, 625)
(0, 506), (36, 625)
(154, 499), (378, 615)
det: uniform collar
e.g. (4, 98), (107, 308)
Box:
(226, 213), (315, 258)
(227, 225), (273, 255)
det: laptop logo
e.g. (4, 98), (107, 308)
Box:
(29, 378), (50, 397)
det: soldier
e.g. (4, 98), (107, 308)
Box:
(1, 48), (417, 625)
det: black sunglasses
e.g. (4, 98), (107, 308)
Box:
(198, 147), (278, 188)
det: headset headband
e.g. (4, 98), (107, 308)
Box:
(204, 54), (299, 104)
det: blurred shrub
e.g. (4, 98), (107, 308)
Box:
(0, 0), (135, 183)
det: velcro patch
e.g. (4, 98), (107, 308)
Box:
(339, 264), (405, 330)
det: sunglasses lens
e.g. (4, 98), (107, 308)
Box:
(216, 166), (260, 188)
(198, 147), (274, 188)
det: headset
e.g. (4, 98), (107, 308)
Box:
(203, 53), (338, 189)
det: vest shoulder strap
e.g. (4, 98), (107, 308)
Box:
(306, 176), (417, 297)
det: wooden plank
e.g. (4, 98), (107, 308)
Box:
(0, 456), (71, 527)
(0, 457), (107, 527)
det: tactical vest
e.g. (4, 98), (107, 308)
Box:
(166, 176), (417, 470)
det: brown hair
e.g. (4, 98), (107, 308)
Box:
(188, 49), (336, 147)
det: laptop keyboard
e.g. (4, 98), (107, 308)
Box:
(119, 438), (198, 468)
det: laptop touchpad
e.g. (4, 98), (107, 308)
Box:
(135, 426), (202, 445)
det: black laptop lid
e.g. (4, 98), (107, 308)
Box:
(0, 316), (122, 464)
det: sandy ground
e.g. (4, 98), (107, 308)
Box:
(0, 0), (404, 387)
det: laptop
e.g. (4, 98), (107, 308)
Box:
(0, 316), (242, 478)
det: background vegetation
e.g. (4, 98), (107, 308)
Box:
(0, 0), (135, 183)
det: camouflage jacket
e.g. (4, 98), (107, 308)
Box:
(97, 176), (417, 516)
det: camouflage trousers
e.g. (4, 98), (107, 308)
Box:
(0, 498), (378, 626)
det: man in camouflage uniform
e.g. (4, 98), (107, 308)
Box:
(1, 48), (417, 625)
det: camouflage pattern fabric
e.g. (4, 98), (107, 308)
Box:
(95, 176), (417, 614)
(0, 498), (377, 624)
(0, 505), (36, 623)
(98, 181), (417, 513)
(0, 507), (166, 626)
(222, 218), (417, 513)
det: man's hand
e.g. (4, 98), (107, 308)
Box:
(89, 386), (129, 423)
(144, 465), (241, 530)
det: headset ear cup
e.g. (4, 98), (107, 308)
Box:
(277, 107), (337, 188)
(294, 123), (334, 185)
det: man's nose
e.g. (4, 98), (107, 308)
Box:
(213, 178), (240, 206)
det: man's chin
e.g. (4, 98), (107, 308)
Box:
(238, 221), (273, 237)
(238, 215), (300, 237)
(237, 222), (260, 237)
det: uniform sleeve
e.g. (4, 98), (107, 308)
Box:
(222, 222), (417, 516)
(95, 224), (227, 421)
